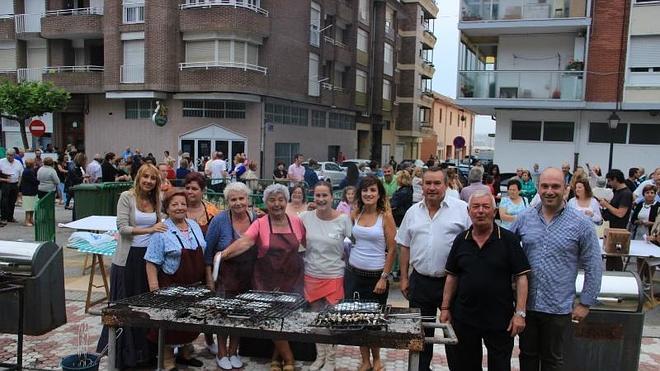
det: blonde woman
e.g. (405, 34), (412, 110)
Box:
(446, 168), (462, 199)
(97, 164), (167, 369)
(412, 167), (423, 203)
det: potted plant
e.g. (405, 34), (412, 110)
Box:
(566, 59), (584, 71)
(552, 89), (561, 99)
(461, 82), (474, 98)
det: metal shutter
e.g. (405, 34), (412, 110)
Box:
(0, 42), (16, 70)
(186, 41), (214, 63)
(123, 40), (144, 66)
(629, 36), (660, 68)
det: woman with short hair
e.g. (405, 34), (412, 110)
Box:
(37, 157), (59, 199)
(499, 179), (528, 230)
(286, 185), (309, 216)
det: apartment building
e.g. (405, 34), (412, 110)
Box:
(0, 0), (439, 176)
(420, 92), (476, 162)
(456, 0), (660, 172)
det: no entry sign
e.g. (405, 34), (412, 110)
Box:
(29, 120), (46, 137)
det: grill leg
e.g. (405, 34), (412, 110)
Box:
(157, 328), (165, 371)
(108, 327), (117, 371)
(17, 287), (23, 371)
(408, 351), (420, 370)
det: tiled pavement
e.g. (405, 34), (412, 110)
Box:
(1, 297), (660, 370)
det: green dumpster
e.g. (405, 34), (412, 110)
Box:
(71, 183), (104, 220)
(101, 182), (133, 216)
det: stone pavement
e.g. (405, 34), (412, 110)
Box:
(1, 204), (660, 369)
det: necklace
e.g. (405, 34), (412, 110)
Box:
(643, 203), (651, 209)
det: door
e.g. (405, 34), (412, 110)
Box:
(231, 141), (245, 160)
(197, 140), (211, 170)
(215, 140), (229, 159)
(327, 145), (340, 162)
(61, 113), (85, 152)
(395, 144), (404, 163)
(181, 140), (194, 163)
(381, 144), (391, 168)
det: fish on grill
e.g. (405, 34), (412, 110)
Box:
(313, 312), (387, 327)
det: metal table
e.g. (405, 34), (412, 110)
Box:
(102, 303), (457, 370)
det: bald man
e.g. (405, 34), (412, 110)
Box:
(511, 168), (602, 371)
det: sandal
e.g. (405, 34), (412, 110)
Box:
(271, 360), (283, 371)
(358, 363), (373, 371)
(282, 364), (295, 371)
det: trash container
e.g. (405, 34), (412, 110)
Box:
(71, 184), (104, 220)
(563, 271), (645, 371)
(100, 182), (133, 216)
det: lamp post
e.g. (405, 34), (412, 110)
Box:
(607, 111), (620, 171)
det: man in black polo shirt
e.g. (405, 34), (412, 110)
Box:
(440, 190), (530, 370)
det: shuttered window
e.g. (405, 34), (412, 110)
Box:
(384, 43), (394, 76)
(186, 41), (215, 63)
(185, 40), (259, 66)
(308, 53), (320, 96)
(629, 36), (660, 68)
(0, 42), (16, 70)
(356, 70), (367, 93)
(123, 40), (144, 66)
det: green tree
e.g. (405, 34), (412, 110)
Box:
(0, 81), (70, 150)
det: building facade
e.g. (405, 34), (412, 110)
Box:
(420, 92), (475, 162)
(0, 0), (439, 176)
(456, 0), (660, 173)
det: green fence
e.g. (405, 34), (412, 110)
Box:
(34, 191), (56, 242)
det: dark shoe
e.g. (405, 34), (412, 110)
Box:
(175, 356), (203, 367)
(7, 218), (16, 223)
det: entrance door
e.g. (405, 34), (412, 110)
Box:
(395, 144), (404, 163)
(215, 140), (229, 159)
(381, 144), (390, 167)
(231, 141), (245, 160)
(61, 113), (85, 152)
(328, 145), (339, 162)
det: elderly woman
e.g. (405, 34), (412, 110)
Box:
(286, 185), (309, 216)
(204, 182), (257, 370)
(499, 179), (529, 230)
(630, 184), (660, 240)
(390, 170), (413, 227)
(37, 157), (59, 199)
(145, 188), (206, 370)
(20, 159), (39, 226)
(300, 181), (352, 371)
(220, 184), (305, 371)
(520, 169), (537, 203)
(97, 164), (167, 369)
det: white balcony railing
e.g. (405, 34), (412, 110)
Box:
(17, 68), (43, 82)
(324, 35), (347, 48)
(461, 0), (587, 22)
(458, 70), (585, 100)
(321, 82), (345, 92)
(44, 65), (104, 73)
(179, 61), (268, 75)
(14, 14), (42, 33)
(180, 0), (268, 16)
(120, 64), (145, 83)
(44, 7), (104, 17)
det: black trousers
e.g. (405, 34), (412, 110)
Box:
(519, 311), (571, 371)
(0, 182), (18, 221)
(408, 270), (445, 371)
(446, 319), (513, 371)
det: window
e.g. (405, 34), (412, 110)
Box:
(511, 121), (542, 141)
(329, 113), (356, 130)
(450, 111), (452, 126)
(122, 39), (144, 83)
(438, 108), (443, 123)
(628, 35), (660, 86)
(123, 0), (145, 24)
(418, 107), (430, 124)
(629, 124), (660, 144)
(325, 162), (342, 171)
(382, 80), (391, 100)
(588, 122), (628, 144)
(335, 25), (345, 45)
(185, 40), (259, 66)
(357, 29), (368, 52)
(334, 66), (344, 88)
(0, 1), (13, 15)
(125, 99), (155, 119)
(384, 43), (394, 76)
(0, 41), (16, 70)
(359, 0), (369, 24)
(312, 110), (326, 128)
(265, 103), (309, 126)
(310, 2), (321, 47)
(356, 70), (367, 93)
(543, 121), (574, 142)
(275, 143), (300, 168)
(308, 53), (320, 96)
(182, 100), (246, 119)
(385, 6), (394, 33)
(421, 77), (432, 93)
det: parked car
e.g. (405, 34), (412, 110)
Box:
(303, 161), (346, 187)
(340, 159), (372, 174)
(498, 172), (518, 197)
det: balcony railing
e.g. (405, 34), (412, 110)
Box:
(44, 7), (104, 17)
(180, 0), (269, 16)
(458, 70), (584, 100)
(17, 66), (105, 82)
(120, 64), (145, 83)
(17, 68), (43, 82)
(461, 0), (586, 22)
(322, 82), (345, 92)
(15, 14), (42, 33)
(44, 65), (104, 73)
(324, 35), (347, 48)
(179, 61), (268, 75)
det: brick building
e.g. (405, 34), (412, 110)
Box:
(0, 0), (439, 177)
(456, 0), (660, 172)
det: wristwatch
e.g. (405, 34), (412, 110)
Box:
(514, 310), (526, 318)
(380, 272), (392, 280)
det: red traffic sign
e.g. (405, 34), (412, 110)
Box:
(29, 120), (46, 137)
(453, 136), (466, 149)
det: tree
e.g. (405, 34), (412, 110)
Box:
(0, 81), (70, 150)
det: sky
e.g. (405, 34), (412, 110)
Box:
(431, 0), (495, 135)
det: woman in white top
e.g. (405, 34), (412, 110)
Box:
(286, 185), (309, 216)
(345, 175), (396, 371)
(412, 167), (423, 203)
(300, 181), (352, 371)
(567, 178), (603, 225)
(445, 168), (462, 199)
(629, 184), (659, 240)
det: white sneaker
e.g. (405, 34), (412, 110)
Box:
(229, 355), (243, 368)
(206, 342), (218, 355)
(216, 356), (232, 370)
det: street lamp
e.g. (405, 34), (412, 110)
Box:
(607, 111), (620, 171)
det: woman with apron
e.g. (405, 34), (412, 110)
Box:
(145, 189), (207, 371)
(221, 184), (306, 371)
(204, 182), (257, 370)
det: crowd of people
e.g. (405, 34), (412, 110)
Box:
(3, 143), (660, 371)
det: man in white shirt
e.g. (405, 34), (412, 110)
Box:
(287, 154), (305, 183)
(395, 167), (471, 371)
(206, 152), (228, 193)
(0, 148), (24, 224)
(634, 167), (660, 199)
(86, 154), (103, 183)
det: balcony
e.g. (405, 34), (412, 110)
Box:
(14, 14), (42, 37)
(41, 8), (103, 39)
(320, 82), (352, 108)
(120, 64), (145, 83)
(178, 63), (268, 94)
(42, 66), (104, 93)
(402, 0), (439, 18)
(457, 70), (585, 113)
(0, 16), (15, 40)
(355, 91), (367, 107)
(179, 0), (270, 38)
(17, 68), (43, 82)
(0, 70), (17, 84)
(420, 61), (435, 78)
(422, 29), (436, 48)
(460, 0), (590, 36)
